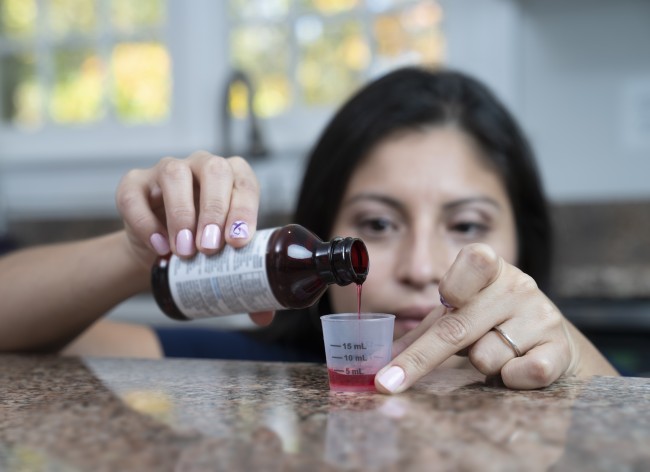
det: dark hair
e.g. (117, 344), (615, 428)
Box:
(256, 66), (552, 356)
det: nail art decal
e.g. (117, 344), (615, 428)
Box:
(440, 294), (454, 309)
(230, 220), (249, 239)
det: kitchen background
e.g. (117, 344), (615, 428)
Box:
(1, 0), (649, 375)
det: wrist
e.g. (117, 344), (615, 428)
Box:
(105, 231), (152, 295)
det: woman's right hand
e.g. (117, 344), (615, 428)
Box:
(116, 150), (261, 269)
(116, 151), (273, 325)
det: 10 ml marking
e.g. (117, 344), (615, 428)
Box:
(331, 342), (368, 363)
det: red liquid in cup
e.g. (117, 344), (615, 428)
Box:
(328, 368), (376, 391)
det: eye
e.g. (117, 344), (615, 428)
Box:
(357, 217), (398, 237)
(450, 221), (489, 238)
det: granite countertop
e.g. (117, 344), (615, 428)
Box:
(1, 355), (649, 471)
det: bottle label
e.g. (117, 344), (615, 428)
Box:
(168, 228), (285, 318)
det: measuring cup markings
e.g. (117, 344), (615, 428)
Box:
(321, 313), (395, 392)
(327, 342), (390, 376)
(329, 342), (369, 373)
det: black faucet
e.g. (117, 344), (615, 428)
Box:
(220, 69), (269, 159)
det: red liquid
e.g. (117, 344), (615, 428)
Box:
(265, 226), (368, 308)
(330, 275), (369, 391)
(151, 224), (369, 320)
(356, 283), (362, 319)
(328, 368), (376, 391)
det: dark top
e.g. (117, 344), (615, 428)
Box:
(0, 235), (18, 255)
(153, 326), (325, 363)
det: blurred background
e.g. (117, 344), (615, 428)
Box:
(0, 0), (648, 374)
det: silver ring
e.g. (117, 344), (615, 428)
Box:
(492, 325), (523, 357)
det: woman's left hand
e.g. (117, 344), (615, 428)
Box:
(374, 243), (617, 393)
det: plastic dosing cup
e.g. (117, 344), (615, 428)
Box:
(321, 313), (395, 392)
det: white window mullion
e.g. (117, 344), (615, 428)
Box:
(96, 0), (114, 124)
(35, 0), (52, 128)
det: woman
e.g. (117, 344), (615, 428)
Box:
(250, 66), (617, 391)
(0, 67), (617, 391)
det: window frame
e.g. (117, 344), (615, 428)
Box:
(0, 0), (522, 221)
(0, 0), (228, 166)
(0, 0), (232, 220)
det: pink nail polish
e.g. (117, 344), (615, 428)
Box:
(376, 366), (405, 393)
(150, 233), (170, 256)
(176, 229), (194, 256)
(201, 224), (221, 249)
(230, 221), (249, 239)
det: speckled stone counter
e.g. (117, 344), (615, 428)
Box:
(1, 355), (649, 471)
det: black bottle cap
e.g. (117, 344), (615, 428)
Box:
(330, 237), (369, 285)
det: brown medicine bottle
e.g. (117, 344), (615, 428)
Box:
(151, 224), (369, 320)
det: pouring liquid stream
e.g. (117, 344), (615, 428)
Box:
(327, 282), (377, 390)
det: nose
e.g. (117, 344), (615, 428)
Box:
(395, 228), (450, 289)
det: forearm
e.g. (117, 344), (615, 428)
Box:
(567, 322), (620, 377)
(0, 231), (151, 352)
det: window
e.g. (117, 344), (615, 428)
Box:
(227, 0), (445, 121)
(0, 1), (447, 218)
(1, 0), (446, 157)
(0, 0), (221, 167)
(0, 0), (170, 130)
(0, 1), (226, 219)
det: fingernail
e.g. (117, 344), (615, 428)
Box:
(440, 294), (454, 309)
(150, 233), (170, 256)
(230, 220), (249, 239)
(376, 366), (405, 393)
(201, 224), (221, 249)
(176, 229), (194, 256)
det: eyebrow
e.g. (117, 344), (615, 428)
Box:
(442, 197), (502, 212)
(343, 193), (502, 212)
(344, 193), (406, 212)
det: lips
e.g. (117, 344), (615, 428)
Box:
(393, 305), (437, 327)
(396, 318), (424, 331)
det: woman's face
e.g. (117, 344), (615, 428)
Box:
(329, 126), (518, 339)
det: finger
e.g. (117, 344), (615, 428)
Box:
(469, 327), (521, 376)
(391, 306), (447, 357)
(116, 168), (170, 256)
(223, 156), (260, 248)
(439, 244), (502, 309)
(468, 294), (562, 375)
(376, 309), (493, 394)
(156, 157), (198, 257)
(249, 311), (275, 326)
(500, 342), (568, 389)
(189, 152), (235, 254)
